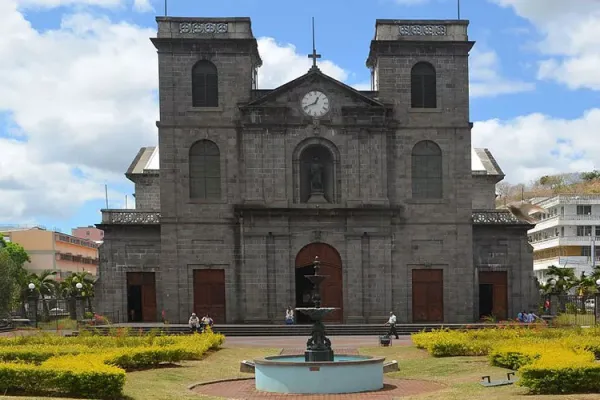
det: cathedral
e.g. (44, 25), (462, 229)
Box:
(95, 16), (538, 324)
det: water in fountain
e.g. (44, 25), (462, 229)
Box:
(294, 256), (338, 362)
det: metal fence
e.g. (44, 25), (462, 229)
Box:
(547, 294), (597, 327)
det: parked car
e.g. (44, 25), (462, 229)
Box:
(49, 308), (65, 314)
(584, 299), (595, 311)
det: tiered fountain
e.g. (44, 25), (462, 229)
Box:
(253, 256), (385, 394)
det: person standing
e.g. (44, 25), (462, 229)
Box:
(386, 311), (399, 339)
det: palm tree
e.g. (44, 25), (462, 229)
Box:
(28, 270), (58, 321)
(59, 272), (95, 319)
(546, 265), (577, 294)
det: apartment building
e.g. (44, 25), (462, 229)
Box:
(71, 226), (104, 244)
(528, 195), (600, 282)
(0, 226), (99, 279)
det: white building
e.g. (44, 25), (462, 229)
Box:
(528, 195), (600, 283)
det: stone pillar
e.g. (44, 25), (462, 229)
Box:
(75, 296), (84, 321)
(595, 291), (600, 325)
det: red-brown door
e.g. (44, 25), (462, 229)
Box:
(126, 272), (157, 322)
(295, 243), (343, 323)
(193, 269), (226, 323)
(479, 271), (508, 320)
(412, 269), (444, 323)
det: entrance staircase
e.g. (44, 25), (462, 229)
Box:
(74, 323), (491, 337)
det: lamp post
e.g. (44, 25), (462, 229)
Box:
(75, 282), (83, 322)
(28, 283), (38, 329)
(547, 278), (556, 315)
(595, 279), (600, 325)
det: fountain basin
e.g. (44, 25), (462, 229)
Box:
(254, 355), (385, 394)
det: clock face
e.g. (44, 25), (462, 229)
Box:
(301, 90), (330, 118)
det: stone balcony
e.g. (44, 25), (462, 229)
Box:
(100, 209), (160, 225)
(471, 210), (527, 225)
(98, 209), (521, 226)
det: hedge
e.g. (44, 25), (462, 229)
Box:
(0, 332), (224, 398)
(412, 327), (600, 395)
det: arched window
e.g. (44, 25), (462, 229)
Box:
(411, 62), (437, 109)
(192, 60), (218, 107)
(189, 140), (221, 200)
(411, 140), (442, 199)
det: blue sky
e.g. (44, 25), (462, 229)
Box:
(1, 0), (599, 233)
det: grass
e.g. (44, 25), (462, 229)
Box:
(553, 313), (597, 327)
(360, 345), (600, 400)
(4, 338), (600, 399)
(36, 318), (78, 331)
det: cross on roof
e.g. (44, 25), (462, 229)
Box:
(308, 17), (321, 71)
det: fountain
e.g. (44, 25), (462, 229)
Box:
(252, 256), (386, 394)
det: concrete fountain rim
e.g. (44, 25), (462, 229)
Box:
(254, 354), (386, 366)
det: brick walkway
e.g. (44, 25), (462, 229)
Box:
(192, 378), (445, 399)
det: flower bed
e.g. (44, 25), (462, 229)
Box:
(0, 332), (224, 398)
(412, 327), (600, 394)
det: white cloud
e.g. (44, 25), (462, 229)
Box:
(0, 5), (351, 222)
(493, 0), (600, 90)
(473, 109), (600, 184)
(256, 37), (347, 88)
(470, 48), (535, 97)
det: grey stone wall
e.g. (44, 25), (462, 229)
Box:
(472, 175), (498, 210)
(132, 174), (160, 210)
(96, 17), (533, 325)
(473, 225), (537, 319)
(94, 225), (161, 322)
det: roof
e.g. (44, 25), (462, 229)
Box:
(472, 148), (504, 177)
(126, 146), (158, 176)
(244, 67), (385, 108)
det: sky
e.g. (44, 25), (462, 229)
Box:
(0, 0), (600, 233)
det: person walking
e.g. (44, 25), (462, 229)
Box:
(386, 311), (399, 339)
(285, 306), (294, 325)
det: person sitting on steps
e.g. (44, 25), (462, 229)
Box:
(188, 313), (200, 333)
(385, 311), (399, 339)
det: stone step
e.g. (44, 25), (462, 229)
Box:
(72, 323), (489, 337)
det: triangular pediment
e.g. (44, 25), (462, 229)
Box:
(245, 67), (385, 108)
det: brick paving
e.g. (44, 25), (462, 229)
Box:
(192, 378), (446, 399)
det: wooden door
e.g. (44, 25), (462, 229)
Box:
(193, 269), (226, 323)
(295, 243), (343, 323)
(479, 271), (508, 320)
(126, 272), (157, 322)
(412, 269), (444, 323)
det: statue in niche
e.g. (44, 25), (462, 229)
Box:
(309, 156), (324, 193)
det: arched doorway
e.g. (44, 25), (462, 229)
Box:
(295, 243), (343, 323)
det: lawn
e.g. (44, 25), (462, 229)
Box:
(3, 336), (600, 399)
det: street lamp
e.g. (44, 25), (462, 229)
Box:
(75, 282), (84, 322)
(27, 283), (38, 329)
(595, 279), (600, 324)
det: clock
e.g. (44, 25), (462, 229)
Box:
(301, 90), (330, 118)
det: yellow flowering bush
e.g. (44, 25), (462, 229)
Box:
(0, 332), (224, 398)
(412, 327), (600, 394)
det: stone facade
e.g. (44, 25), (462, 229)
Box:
(95, 17), (537, 324)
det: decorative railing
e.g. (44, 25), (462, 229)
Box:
(472, 210), (525, 225)
(101, 210), (160, 225)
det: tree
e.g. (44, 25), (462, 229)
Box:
(581, 170), (600, 182)
(0, 251), (17, 320)
(28, 270), (58, 320)
(0, 238), (30, 267)
(546, 265), (577, 294)
(59, 272), (95, 319)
